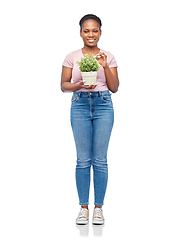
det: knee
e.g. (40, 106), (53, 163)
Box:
(76, 158), (92, 169)
(93, 158), (108, 172)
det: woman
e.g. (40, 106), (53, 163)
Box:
(61, 14), (119, 225)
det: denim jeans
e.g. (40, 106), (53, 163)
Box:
(70, 91), (114, 206)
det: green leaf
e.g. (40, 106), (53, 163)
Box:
(76, 54), (101, 72)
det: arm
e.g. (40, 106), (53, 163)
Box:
(61, 66), (80, 92)
(61, 66), (97, 92)
(103, 66), (119, 93)
(96, 53), (119, 93)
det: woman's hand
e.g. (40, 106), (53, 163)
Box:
(78, 81), (97, 89)
(96, 52), (107, 68)
(61, 66), (97, 92)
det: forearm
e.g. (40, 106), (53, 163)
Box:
(104, 65), (119, 93)
(61, 82), (81, 92)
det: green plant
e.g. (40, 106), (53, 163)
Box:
(77, 54), (101, 72)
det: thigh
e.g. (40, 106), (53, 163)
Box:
(71, 97), (92, 160)
(92, 108), (114, 159)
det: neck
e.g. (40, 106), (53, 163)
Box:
(82, 45), (100, 55)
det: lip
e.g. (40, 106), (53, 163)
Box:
(87, 39), (96, 43)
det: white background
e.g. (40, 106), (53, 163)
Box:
(0, 0), (175, 239)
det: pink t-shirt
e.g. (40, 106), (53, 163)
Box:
(62, 49), (118, 92)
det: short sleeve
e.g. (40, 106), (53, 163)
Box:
(62, 52), (73, 68)
(108, 53), (118, 68)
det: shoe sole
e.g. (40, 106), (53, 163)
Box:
(76, 219), (89, 225)
(92, 219), (105, 225)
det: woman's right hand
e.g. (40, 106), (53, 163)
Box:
(78, 81), (97, 90)
(61, 66), (98, 92)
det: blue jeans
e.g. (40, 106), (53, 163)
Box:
(70, 91), (114, 206)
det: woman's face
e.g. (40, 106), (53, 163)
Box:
(80, 19), (101, 47)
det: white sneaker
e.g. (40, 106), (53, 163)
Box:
(76, 208), (89, 225)
(92, 208), (105, 225)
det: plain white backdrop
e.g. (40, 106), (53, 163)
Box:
(0, 0), (175, 239)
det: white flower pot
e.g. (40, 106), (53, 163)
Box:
(81, 71), (97, 86)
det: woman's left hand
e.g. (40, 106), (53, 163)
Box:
(95, 53), (107, 68)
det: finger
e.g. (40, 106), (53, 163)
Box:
(96, 53), (106, 59)
(90, 83), (97, 89)
(89, 84), (95, 89)
(89, 84), (96, 89)
(79, 80), (85, 86)
(83, 84), (93, 89)
(96, 55), (102, 59)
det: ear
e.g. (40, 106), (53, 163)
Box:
(100, 30), (102, 37)
(80, 31), (82, 38)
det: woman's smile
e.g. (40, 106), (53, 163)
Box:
(87, 39), (96, 43)
(80, 19), (101, 48)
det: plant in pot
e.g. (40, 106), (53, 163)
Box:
(77, 54), (101, 86)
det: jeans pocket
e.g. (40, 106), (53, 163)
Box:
(71, 96), (80, 104)
(100, 94), (112, 103)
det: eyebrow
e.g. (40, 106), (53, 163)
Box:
(83, 28), (99, 30)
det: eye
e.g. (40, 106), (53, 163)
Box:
(84, 30), (89, 33)
(94, 30), (99, 33)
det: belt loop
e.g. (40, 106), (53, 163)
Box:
(99, 91), (102, 97)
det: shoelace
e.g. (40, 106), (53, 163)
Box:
(94, 208), (102, 218)
(79, 208), (87, 218)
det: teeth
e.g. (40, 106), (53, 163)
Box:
(88, 39), (95, 42)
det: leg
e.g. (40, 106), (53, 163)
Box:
(92, 112), (114, 206)
(71, 110), (92, 206)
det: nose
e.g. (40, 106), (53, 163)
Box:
(88, 31), (94, 37)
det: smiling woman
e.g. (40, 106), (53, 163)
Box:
(80, 15), (101, 49)
(61, 14), (119, 225)
(61, 14), (119, 92)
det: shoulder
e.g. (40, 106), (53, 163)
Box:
(63, 49), (82, 68)
(65, 49), (82, 59)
